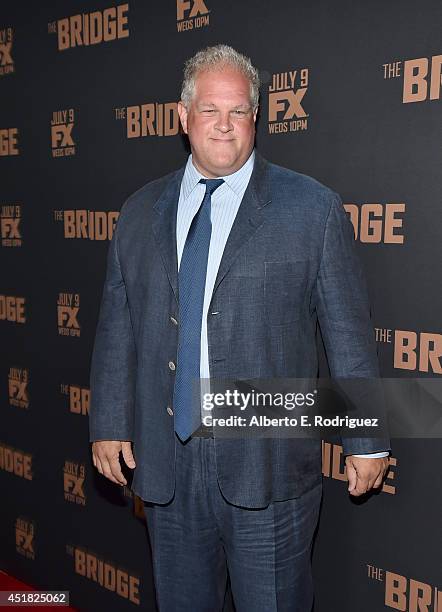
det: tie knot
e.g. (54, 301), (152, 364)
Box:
(199, 178), (224, 196)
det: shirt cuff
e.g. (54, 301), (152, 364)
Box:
(351, 451), (390, 458)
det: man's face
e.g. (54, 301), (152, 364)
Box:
(177, 67), (258, 178)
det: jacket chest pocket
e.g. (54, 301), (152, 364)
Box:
(264, 260), (308, 325)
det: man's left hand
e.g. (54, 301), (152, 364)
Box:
(345, 456), (389, 497)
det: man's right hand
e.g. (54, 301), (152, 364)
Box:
(91, 440), (136, 486)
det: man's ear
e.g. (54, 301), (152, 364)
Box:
(177, 101), (188, 135)
(253, 106), (259, 124)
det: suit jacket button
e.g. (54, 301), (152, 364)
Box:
(170, 315), (178, 325)
(168, 360), (176, 371)
(167, 406), (174, 416)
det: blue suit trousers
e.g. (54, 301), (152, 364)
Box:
(143, 434), (323, 611)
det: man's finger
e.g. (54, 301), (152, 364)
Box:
(366, 476), (377, 491)
(346, 461), (357, 492)
(351, 475), (369, 496)
(108, 454), (128, 485)
(121, 442), (136, 469)
(95, 456), (103, 475)
(372, 474), (384, 488)
(96, 454), (121, 484)
(100, 455), (126, 485)
(99, 456), (119, 484)
(373, 461), (389, 488)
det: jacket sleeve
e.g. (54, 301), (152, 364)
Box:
(89, 200), (137, 442)
(314, 192), (391, 456)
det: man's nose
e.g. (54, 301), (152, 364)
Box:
(214, 112), (233, 133)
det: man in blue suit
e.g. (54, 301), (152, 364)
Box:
(89, 45), (390, 611)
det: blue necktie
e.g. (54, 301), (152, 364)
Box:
(173, 178), (224, 442)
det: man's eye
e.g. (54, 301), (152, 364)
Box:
(233, 110), (246, 115)
(202, 109), (215, 113)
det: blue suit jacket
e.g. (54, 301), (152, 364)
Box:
(89, 151), (390, 507)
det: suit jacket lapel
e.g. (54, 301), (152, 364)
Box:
(211, 151), (272, 297)
(150, 151), (272, 305)
(151, 166), (185, 304)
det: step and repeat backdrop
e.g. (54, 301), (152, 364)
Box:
(1, 1), (441, 610)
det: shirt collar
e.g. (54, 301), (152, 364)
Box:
(181, 149), (255, 200)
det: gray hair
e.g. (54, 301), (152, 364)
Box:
(181, 44), (260, 110)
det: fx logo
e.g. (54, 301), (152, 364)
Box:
(9, 379), (28, 403)
(177, 0), (208, 20)
(16, 529), (34, 554)
(269, 89), (307, 121)
(64, 473), (85, 497)
(51, 124), (74, 148)
(57, 306), (79, 329)
(0, 41), (13, 65)
(1, 217), (20, 238)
